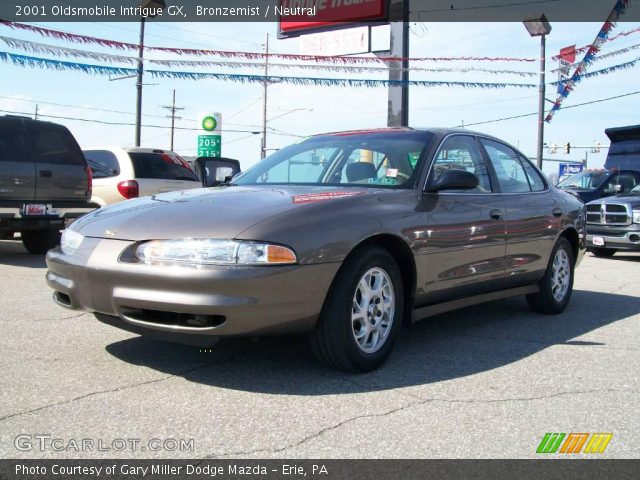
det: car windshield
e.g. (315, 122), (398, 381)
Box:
(557, 170), (609, 190)
(234, 131), (434, 188)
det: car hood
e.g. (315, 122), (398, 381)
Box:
(71, 185), (372, 241)
(587, 193), (640, 208)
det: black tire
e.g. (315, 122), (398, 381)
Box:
(590, 247), (616, 258)
(21, 229), (61, 255)
(527, 238), (575, 314)
(310, 247), (404, 373)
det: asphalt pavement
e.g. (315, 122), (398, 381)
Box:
(0, 239), (638, 459)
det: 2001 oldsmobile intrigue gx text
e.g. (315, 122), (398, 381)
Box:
(46, 128), (586, 372)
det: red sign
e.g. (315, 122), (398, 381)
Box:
(559, 45), (576, 64)
(279, 0), (388, 37)
(292, 191), (364, 204)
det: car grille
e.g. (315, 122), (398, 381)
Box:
(586, 203), (631, 225)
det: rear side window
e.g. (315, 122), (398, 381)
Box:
(519, 155), (547, 192)
(480, 139), (531, 193)
(129, 152), (199, 181)
(33, 127), (86, 166)
(84, 150), (120, 178)
(0, 124), (28, 162)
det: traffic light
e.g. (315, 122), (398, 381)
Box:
(564, 142), (571, 154)
(550, 142), (558, 154)
(594, 141), (601, 153)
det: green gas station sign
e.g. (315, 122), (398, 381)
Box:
(198, 113), (221, 157)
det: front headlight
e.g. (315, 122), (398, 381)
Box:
(60, 229), (84, 255)
(633, 210), (640, 224)
(135, 239), (297, 266)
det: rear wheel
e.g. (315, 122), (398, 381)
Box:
(310, 247), (403, 372)
(591, 247), (616, 258)
(21, 229), (61, 254)
(527, 238), (574, 314)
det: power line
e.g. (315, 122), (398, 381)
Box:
(225, 97), (262, 121)
(0, 107), (275, 134)
(0, 94), (297, 132)
(456, 90), (640, 128)
(411, 0), (562, 13)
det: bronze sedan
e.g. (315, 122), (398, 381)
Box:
(46, 128), (586, 372)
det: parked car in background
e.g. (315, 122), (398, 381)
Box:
(586, 184), (640, 257)
(556, 168), (640, 203)
(47, 128), (586, 372)
(0, 116), (94, 254)
(557, 124), (640, 202)
(83, 147), (201, 206)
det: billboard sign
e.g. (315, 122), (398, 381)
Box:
(299, 25), (369, 56)
(278, 0), (388, 38)
(559, 162), (584, 181)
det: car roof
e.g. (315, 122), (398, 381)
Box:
(82, 146), (180, 155)
(0, 115), (64, 129)
(314, 126), (500, 140)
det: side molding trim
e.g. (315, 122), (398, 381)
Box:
(412, 285), (540, 323)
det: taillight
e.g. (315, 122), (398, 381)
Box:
(117, 180), (139, 199)
(85, 166), (93, 198)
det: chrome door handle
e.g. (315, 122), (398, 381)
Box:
(489, 209), (503, 220)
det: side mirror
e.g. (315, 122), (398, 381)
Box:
(194, 157), (241, 187)
(426, 169), (479, 193)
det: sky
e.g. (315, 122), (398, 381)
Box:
(1, 19), (639, 180)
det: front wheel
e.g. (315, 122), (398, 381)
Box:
(527, 238), (574, 314)
(310, 247), (403, 372)
(21, 229), (61, 254)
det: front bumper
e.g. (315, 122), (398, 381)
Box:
(46, 237), (340, 343)
(586, 224), (640, 251)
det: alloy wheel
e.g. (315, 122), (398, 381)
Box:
(351, 267), (395, 353)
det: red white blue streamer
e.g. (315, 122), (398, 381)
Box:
(546, 0), (633, 122)
(0, 51), (537, 89)
(0, 20), (534, 64)
(0, 35), (537, 77)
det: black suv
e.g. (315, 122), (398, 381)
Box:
(0, 116), (95, 254)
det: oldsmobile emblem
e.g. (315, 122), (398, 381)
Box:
(104, 229), (117, 236)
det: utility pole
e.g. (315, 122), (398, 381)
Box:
(162, 89), (184, 151)
(135, 17), (146, 147)
(34, 104), (39, 120)
(261, 33), (269, 160)
(386, 0), (409, 127)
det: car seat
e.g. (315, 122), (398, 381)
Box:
(346, 162), (377, 182)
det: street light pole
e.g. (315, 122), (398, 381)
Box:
(536, 33), (547, 170)
(523, 15), (551, 170)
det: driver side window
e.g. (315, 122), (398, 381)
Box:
(431, 136), (493, 193)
